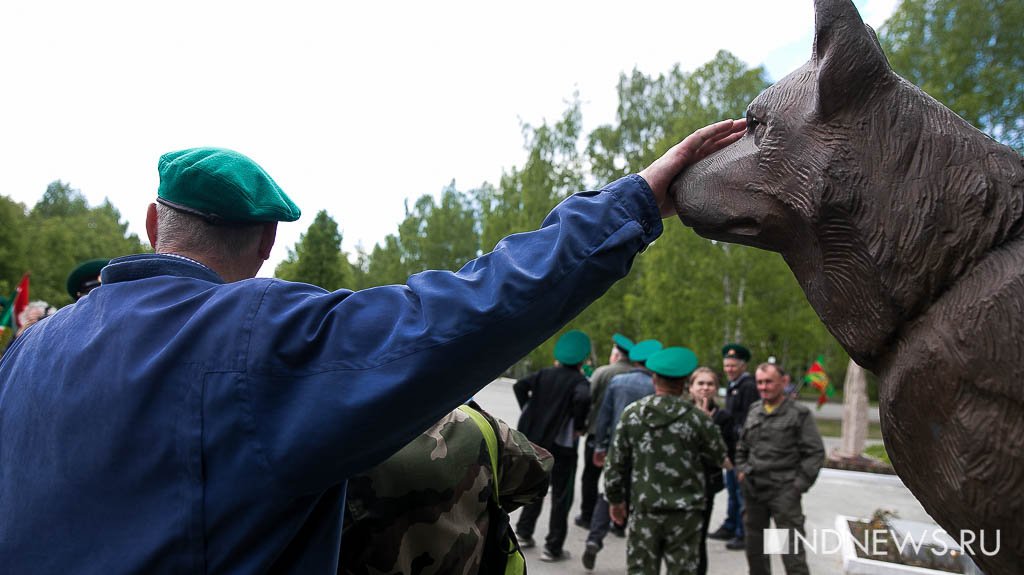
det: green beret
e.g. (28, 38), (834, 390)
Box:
(612, 333), (634, 352)
(66, 258), (109, 300)
(628, 339), (663, 363)
(157, 147), (301, 224)
(722, 343), (751, 362)
(554, 330), (591, 365)
(646, 347), (699, 378)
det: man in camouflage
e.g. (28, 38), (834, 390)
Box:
(736, 363), (825, 575)
(339, 403), (552, 575)
(605, 347), (727, 574)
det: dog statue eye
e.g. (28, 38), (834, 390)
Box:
(747, 115), (767, 146)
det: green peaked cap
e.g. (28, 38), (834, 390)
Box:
(157, 147), (301, 224)
(612, 333), (634, 352)
(66, 258), (109, 300)
(646, 347), (699, 378)
(554, 330), (591, 365)
(628, 339), (663, 362)
(722, 343), (751, 362)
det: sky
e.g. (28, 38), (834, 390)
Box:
(0, 0), (897, 276)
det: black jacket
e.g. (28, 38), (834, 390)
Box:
(704, 399), (735, 494)
(514, 365), (590, 448)
(725, 372), (758, 433)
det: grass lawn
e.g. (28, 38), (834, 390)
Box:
(814, 417), (883, 440)
(863, 443), (892, 465)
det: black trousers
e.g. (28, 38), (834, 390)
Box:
(698, 490), (715, 575)
(515, 444), (577, 554)
(579, 436), (602, 522)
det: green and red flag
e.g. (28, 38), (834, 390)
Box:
(804, 355), (835, 409)
(0, 274), (30, 332)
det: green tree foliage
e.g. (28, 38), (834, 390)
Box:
(275, 210), (353, 291)
(22, 182), (147, 307)
(0, 181), (147, 321)
(352, 183), (482, 289)
(0, 196), (29, 296)
(587, 51), (767, 184)
(478, 99), (584, 252)
(396, 182), (480, 272)
(359, 235), (407, 288)
(879, 0), (1024, 151)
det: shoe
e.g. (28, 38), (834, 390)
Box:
(517, 534), (535, 549)
(574, 514), (591, 528)
(582, 542), (600, 570)
(725, 536), (745, 550)
(708, 526), (734, 541)
(610, 523), (626, 538)
(540, 549), (570, 562)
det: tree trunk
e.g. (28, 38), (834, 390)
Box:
(838, 358), (869, 458)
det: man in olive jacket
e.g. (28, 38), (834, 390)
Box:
(736, 363), (825, 575)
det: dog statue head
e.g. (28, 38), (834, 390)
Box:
(672, 0), (1024, 372)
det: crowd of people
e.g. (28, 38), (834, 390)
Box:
(504, 333), (826, 574)
(0, 119), (827, 574)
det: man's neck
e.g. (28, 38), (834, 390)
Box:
(763, 396), (786, 409)
(654, 387), (683, 397)
(157, 250), (257, 283)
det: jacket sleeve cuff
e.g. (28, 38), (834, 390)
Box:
(606, 174), (663, 247)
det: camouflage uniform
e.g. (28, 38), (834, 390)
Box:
(735, 398), (825, 575)
(605, 394), (726, 575)
(340, 407), (553, 575)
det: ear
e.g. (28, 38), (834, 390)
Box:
(812, 0), (892, 119)
(146, 203), (159, 250)
(258, 222), (278, 260)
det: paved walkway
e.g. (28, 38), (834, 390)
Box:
(476, 378), (930, 575)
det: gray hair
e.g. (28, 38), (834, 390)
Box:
(755, 362), (786, 377)
(155, 203), (264, 259)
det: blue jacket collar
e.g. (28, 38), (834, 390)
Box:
(102, 253), (225, 285)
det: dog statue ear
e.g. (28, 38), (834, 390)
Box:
(812, 0), (893, 119)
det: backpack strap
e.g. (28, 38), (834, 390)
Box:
(458, 404), (501, 504)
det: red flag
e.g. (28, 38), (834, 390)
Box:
(12, 274), (29, 328)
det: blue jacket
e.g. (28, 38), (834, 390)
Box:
(593, 368), (654, 451)
(0, 175), (661, 574)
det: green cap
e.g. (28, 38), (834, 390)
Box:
(628, 339), (663, 362)
(612, 333), (634, 352)
(722, 343), (751, 362)
(157, 147), (301, 224)
(66, 258), (109, 300)
(646, 347), (699, 378)
(554, 330), (591, 365)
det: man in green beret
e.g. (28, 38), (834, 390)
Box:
(513, 329), (592, 562)
(583, 337), (662, 569)
(0, 120), (747, 574)
(577, 332), (634, 530)
(711, 342), (759, 550)
(605, 347), (727, 574)
(66, 259), (110, 302)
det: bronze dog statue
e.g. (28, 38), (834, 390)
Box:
(672, 0), (1024, 571)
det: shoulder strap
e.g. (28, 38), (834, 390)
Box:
(458, 404), (501, 505)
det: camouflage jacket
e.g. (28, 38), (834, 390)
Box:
(340, 406), (553, 575)
(604, 394), (726, 512)
(735, 398), (825, 494)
